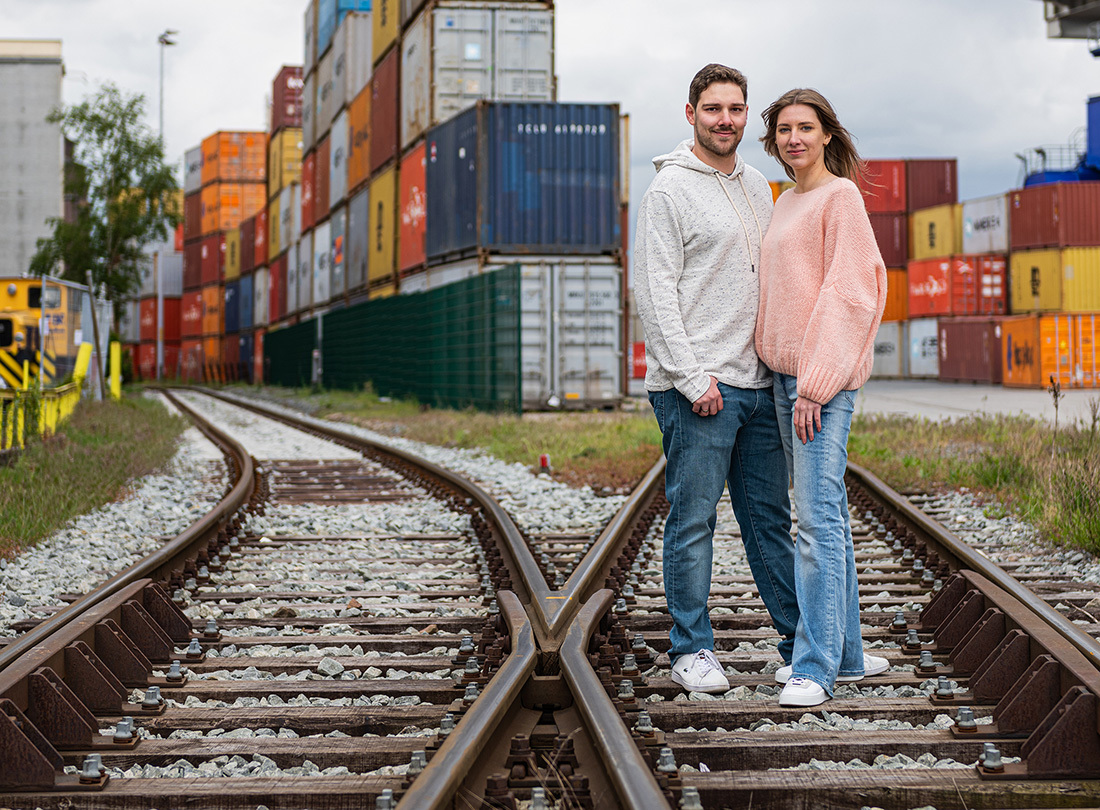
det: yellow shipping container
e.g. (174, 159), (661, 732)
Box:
(268, 128), (303, 201)
(1010, 249), (1064, 313)
(909, 203), (962, 261)
(225, 228), (241, 281)
(371, 282), (396, 298)
(1062, 247), (1100, 313)
(268, 198), (282, 264)
(372, 0), (398, 65)
(368, 164), (397, 284)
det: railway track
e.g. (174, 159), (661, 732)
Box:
(2, 389), (1099, 809)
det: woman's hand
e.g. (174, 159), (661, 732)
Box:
(793, 395), (822, 444)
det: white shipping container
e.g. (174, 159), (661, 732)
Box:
(303, 72), (317, 153)
(400, 2), (554, 149)
(961, 193), (1009, 255)
(330, 205), (346, 300)
(288, 183), (302, 246)
(400, 271), (429, 294)
(317, 48), (336, 138)
(286, 242), (299, 314)
(908, 317), (939, 378)
(254, 266), (270, 327)
(329, 109), (349, 207)
(304, 0), (318, 73)
(313, 220), (332, 305)
(119, 300), (141, 344)
(342, 12), (373, 102)
(184, 146), (203, 194)
(298, 230), (314, 310)
(347, 187), (368, 291)
(330, 18), (349, 124)
(139, 241), (184, 297)
(871, 320), (908, 378)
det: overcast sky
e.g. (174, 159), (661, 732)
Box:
(3, 0), (1097, 234)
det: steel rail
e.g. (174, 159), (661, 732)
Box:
(0, 390), (255, 677)
(847, 460), (1100, 668)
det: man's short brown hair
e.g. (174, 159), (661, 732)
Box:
(688, 64), (748, 109)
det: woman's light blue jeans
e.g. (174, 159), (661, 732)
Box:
(649, 382), (799, 663)
(772, 372), (864, 694)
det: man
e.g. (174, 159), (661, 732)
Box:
(633, 63), (799, 693)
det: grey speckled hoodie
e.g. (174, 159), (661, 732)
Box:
(633, 139), (775, 402)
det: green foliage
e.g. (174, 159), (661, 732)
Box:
(29, 83), (181, 309)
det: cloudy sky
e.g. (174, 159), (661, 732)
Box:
(3, 0), (1097, 232)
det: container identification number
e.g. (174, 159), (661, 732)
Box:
(515, 123), (608, 135)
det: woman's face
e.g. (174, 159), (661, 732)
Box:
(775, 104), (831, 174)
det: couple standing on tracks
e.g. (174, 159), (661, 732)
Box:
(634, 64), (888, 708)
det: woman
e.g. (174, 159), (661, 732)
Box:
(755, 89), (888, 708)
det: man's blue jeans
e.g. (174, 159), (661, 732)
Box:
(649, 382), (799, 663)
(772, 372), (864, 694)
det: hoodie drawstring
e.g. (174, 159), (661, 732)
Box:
(716, 173), (765, 273)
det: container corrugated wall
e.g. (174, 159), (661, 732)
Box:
(868, 213), (907, 266)
(225, 229), (241, 280)
(373, 0), (399, 64)
(184, 147), (203, 194)
(908, 317), (939, 378)
(139, 297), (181, 343)
(1002, 313), (1099, 389)
(860, 159), (905, 213)
(330, 109), (349, 207)
(268, 198), (281, 263)
(240, 217), (256, 273)
(240, 273), (254, 330)
(871, 321), (908, 378)
(399, 141), (427, 272)
(1009, 182), (1100, 249)
(343, 12), (373, 101)
(331, 204), (347, 299)
(315, 136), (331, 222)
(368, 164), (397, 284)
(906, 159), (957, 211)
(318, 48), (336, 138)
(254, 208), (269, 270)
(907, 258), (951, 317)
(287, 243), (300, 313)
(882, 268), (907, 322)
(961, 193), (1008, 255)
(181, 291), (203, 338)
(313, 219), (332, 304)
(909, 204), (961, 260)
(302, 152), (317, 231)
(201, 132), (267, 185)
(348, 85), (371, 192)
(272, 66), (304, 134)
(254, 266), (270, 327)
(201, 283), (224, 335)
(303, 72), (317, 153)
(304, 0), (319, 73)
(225, 280), (240, 334)
(1011, 247), (1100, 312)
(348, 186), (369, 291)
(268, 128), (303, 201)
(370, 48), (399, 173)
(951, 254), (1007, 315)
(938, 317), (1003, 384)
(299, 230), (314, 310)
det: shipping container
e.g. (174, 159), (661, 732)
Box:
(238, 333), (254, 382)
(224, 280), (240, 334)
(201, 182), (267, 235)
(330, 12), (351, 118)
(317, 48), (337, 136)
(373, 0), (399, 64)
(882, 268), (907, 322)
(1009, 182), (1100, 250)
(319, 0), (372, 57)
(906, 158), (957, 211)
(961, 193), (1009, 255)
(139, 296), (181, 343)
(342, 12), (373, 102)
(200, 233), (225, 286)
(201, 131), (266, 185)
(268, 128), (303, 201)
(1002, 313), (1100, 389)
(399, 2), (554, 150)
(136, 342), (180, 381)
(331, 204), (347, 299)
(201, 283), (223, 336)
(860, 159), (906, 213)
(119, 300), (140, 344)
(909, 203), (961, 261)
(254, 207), (269, 270)
(184, 192), (202, 242)
(400, 270), (428, 293)
(272, 65), (304, 134)
(401, 0), (428, 26)
(315, 136), (332, 222)
(181, 290), (203, 338)
(951, 254), (1007, 316)
(347, 186), (369, 291)
(254, 266), (271, 327)
(398, 140), (427, 272)
(908, 317), (939, 378)
(304, 0), (319, 73)
(271, 253), (288, 322)
(313, 219), (333, 303)
(223, 334), (240, 374)
(138, 242), (184, 297)
(183, 241), (202, 290)
(254, 327), (266, 384)
(1010, 247), (1100, 313)
(937, 317), (1003, 384)
(370, 48), (399, 174)
(240, 273), (254, 331)
(281, 183), (300, 253)
(268, 198), (281, 264)
(240, 216), (256, 274)
(174, 222), (184, 253)
(184, 146), (203, 194)
(868, 212), (908, 267)
(287, 243), (300, 314)
(181, 338), (203, 382)
(330, 109), (349, 207)
(302, 151), (317, 231)
(224, 228), (241, 281)
(347, 86), (372, 193)
(303, 72), (317, 153)
(202, 336), (222, 377)
(871, 320), (908, 378)
(299, 230), (314, 310)
(368, 165), (397, 284)
(907, 258), (952, 317)
(426, 102), (621, 260)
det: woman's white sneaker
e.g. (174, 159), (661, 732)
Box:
(778, 677), (828, 707)
(773, 653), (890, 684)
(670, 650), (730, 693)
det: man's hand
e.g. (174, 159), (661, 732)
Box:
(692, 376), (723, 417)
(793, 395), (822, 443)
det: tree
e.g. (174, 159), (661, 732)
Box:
(29, 83), (180, 310)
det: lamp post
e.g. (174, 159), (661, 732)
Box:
(157, 29), (176, 379)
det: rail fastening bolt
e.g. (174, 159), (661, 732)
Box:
(203, 619), (219, 638)
(922, 568), (936, 585)
(933, 578), (944, 592)
(656, 747), (678, 773)
(613, 597), (628, 615)
(891, 611), (907, 630)
(981, 742), (1004, 772)
(635, 711), (655, 735)
(680, 787), (704, 810)
(79, 754), (105, 784)
(374, 788), (395, 810)
(935, 676), (954, 699)
(112, 717), (133, 744)
(618, 680), (635, 700)
(142, 686), (163, 710)
(905, 629), (921, 650)
(955, 706), (977, 732)
(463, 683), (480, 704)
(186, 638), (203, 659)
(408, 750), (427, 776)
(166, 660), (184, 682)
(439, 713), (456, 736)
(918, 650), (937, 672)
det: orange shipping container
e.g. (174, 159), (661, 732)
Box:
(254, 327), (265, 384)
(398, 141), (427, 273)
(347, 86), (371, 193)
(201, 284), (224, 336)
(203, 336), (222, 378)
(202, 131), (267, 185)
(302, 151), (317, 231)
(201, 183), (267, 235)
(1001, 313), (1100, 389)
(882, 268), (907, 322)
(908, 258), (952, 317)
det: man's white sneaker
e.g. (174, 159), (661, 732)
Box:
(670, 650), (730, 693)
(778, 677), (828, 707)
(773, 653), (890, 684)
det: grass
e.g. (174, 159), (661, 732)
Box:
(0, 395), (186, 555)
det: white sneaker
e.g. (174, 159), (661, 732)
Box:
(670, 650), (730, 693)
(778, 677), (828, 707)
(774, 653), (890, 684)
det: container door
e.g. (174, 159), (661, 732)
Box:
(553, 259), (621, 406)
(300, 231), (314, 309)
(400, 9), (432, 149)
(908, 318), (939, 378)
(1010, 249), (1062, 313)
(348, 187), (369, 291)
(433, 7), (493, 128)
(314, 221), (332, 304)
(520, 263), (553, 406)
(492, 8), (554, 103)
(871, 321), (906, 378)
(287, 245), (299, 313)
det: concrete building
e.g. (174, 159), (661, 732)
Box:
(0, 40), (64, 277)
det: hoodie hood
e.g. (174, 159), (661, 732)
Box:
(652, 139), (745, 178)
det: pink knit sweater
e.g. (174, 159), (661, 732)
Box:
(755, 178), (886, 405)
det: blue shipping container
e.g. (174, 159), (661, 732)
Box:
(1088, 95), (1100, 172)
(224, 281), (240, 334)
(239, 333), (254, 382)
(318, 0), (372, 57)
(240, 273), (254, 331)
(426, 102), (621, 261)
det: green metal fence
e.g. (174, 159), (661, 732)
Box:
(265, 265), (522, 412)
(263, 319), (318, 388)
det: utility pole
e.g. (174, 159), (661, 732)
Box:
(157, 29), (177, 380)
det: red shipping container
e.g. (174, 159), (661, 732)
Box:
(315, 136), (331, 223)
(181, 290), (203, 338)
(949, 254), (1007, 316)
(181, 338), (204, 382)
(369, 48), (399, 174)
(183, 241), (202, 290)
(868, 213), (908, 267)
(223, 335), (240, 368)
(860, 160), (906, 213)
(302, 151), (317, 231)
(183, 192), (202, 242)
(240, 216), (256, 273)
(254, 327), (265, 384)
(139, 297), (182, 343)
(254, 208), (269, 269)
(631, 342), (646, 379)
(200, 233), (226, 285)
(1008, 182), (1100, 250)
(937, 317), (1004, 384)
(137, 342), (181, 380)
(398, 141), (427, 273)
(272, 65), (304, 134)
(906, 158), (957, 211)
(270, 254), (287, 322)
(908, 258), (953, 317)
(174, 223), (184, 252)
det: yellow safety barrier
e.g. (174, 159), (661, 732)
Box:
(0, 342), (93, 451)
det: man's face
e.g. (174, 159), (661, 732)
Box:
(686, 82), (748, 162)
